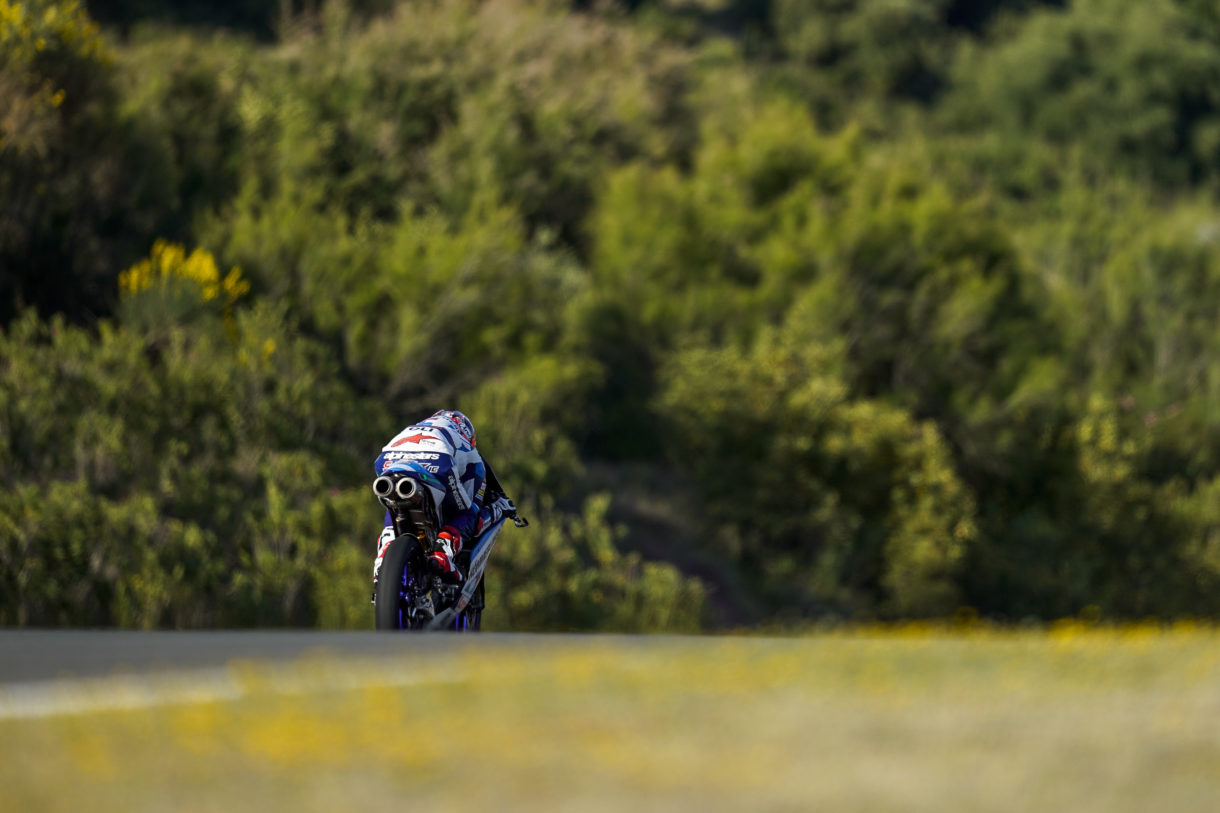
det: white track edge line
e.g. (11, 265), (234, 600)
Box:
(0, 662), (456, 721)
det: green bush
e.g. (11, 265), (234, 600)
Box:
(944, 0), (1220, 188)
(0, 307), (384, 626)
(484, 494), (706, 633)
(659, 326), (976, 618)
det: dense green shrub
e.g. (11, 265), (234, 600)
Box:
(0, 304), (385, 626)
(659, 327), (976, 618)
(769, 0), (955, 111)
(485, 494), (706, 632)
(944, 0), (1220, 187)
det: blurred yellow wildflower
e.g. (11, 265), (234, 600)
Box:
(120, 240), (250, 309)
(2, 1), (107, 155)
(0, 0), (103, 59)
(0, 0), (27, 37)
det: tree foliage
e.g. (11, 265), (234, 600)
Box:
(0, 0), (172, 322)
(2, 0), (1219, 628)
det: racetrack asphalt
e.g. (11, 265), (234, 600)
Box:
(0, 630), (701, 684)
(0, 629), (572, 684)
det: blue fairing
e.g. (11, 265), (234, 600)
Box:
(373, 451), (484, 541)
(374, 454), (450, 485)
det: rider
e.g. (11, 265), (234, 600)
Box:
(373, 410), (488, 584)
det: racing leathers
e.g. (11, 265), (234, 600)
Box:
(373, 413), (486, 583)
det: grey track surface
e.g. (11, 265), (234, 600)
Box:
(0, 630), (602, 684)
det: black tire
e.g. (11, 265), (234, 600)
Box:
(375, 535), (426, 630)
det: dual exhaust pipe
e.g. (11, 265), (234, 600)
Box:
(373, 474), (419, 502)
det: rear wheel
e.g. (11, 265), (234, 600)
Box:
(374, 535), (427, 630)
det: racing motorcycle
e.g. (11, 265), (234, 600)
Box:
(371, 467), (526, 631)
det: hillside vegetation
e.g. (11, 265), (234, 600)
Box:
(2, 0), (1219, 629)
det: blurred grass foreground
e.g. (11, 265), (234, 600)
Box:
(3, 626), (1219, 812)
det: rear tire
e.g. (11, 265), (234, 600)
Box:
(375, 535), (425, 630)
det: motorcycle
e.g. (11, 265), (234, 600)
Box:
(370, 467), (527, 631)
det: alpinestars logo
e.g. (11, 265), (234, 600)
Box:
(448, 472), (470, 509)
(382, 452), (441, 461)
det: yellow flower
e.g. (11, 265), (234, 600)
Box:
(119, 240), (250, 308)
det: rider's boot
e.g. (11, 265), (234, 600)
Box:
(371, 526), (396, 603)
(429, 527), (463, 584)
(373, 526), (395, 581)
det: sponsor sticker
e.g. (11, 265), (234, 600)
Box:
(391, 432), (443, 448)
